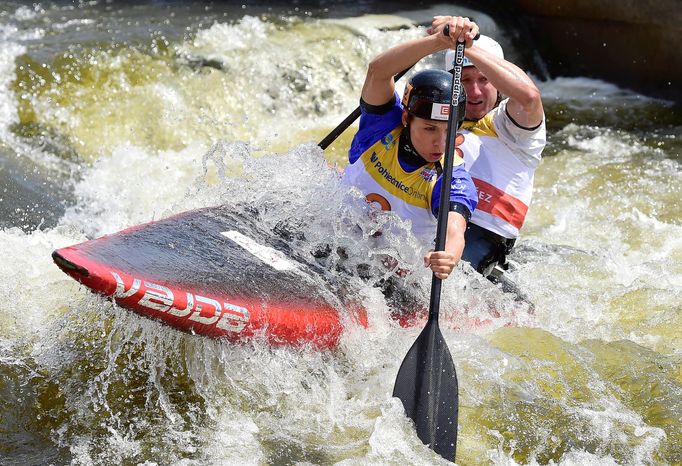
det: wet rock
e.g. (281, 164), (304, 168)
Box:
(505, 0), (682, 102)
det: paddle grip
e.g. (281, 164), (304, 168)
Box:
(443, 22), (480, 40)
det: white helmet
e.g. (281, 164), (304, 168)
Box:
(445, 35), (504, 72)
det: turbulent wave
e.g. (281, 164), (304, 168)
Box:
(0, 3), (680, 465)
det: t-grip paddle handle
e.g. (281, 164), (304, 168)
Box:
(443, 23), (481, 41)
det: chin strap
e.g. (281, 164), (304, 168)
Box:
(399, 127), (420, 158)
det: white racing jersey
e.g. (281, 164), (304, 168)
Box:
(458, 98), (546, 239)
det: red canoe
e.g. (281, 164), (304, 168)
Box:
(53, 205), (507, 348)
(53, 206), (370, 349)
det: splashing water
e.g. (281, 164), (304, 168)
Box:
(0, 3), (680, 465)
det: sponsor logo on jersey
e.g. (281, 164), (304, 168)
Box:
(370, 153), (409, 193)
(451, 178), (467, 194)
(381, 133), (396, 150)
(419, 168), (437, 182)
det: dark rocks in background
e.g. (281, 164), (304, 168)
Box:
(513, 0), (681, 102)
(452, 0), (682, 103)
(308, 0), (682, 102)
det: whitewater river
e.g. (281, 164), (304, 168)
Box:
(1, 2), (680, 465)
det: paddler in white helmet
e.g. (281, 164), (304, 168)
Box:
(436, 16), (546, 298)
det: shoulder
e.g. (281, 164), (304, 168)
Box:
(349, 93), (403, 164)
(490, 99), (546, 166)
(358, 92), (403, 129)
(495, 99), (545, 132)
(461, 113), (497, 137)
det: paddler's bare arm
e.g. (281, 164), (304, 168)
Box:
(431, 15), (544, 128)
(423, 212), (468, 280)
(361, 17), (479, 107)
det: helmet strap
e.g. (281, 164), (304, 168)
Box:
(398, 122), (426, 168)
(401, 117), (418, 155)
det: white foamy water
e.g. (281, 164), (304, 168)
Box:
(1, 5), (680, 465)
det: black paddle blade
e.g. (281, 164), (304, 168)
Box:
(393, 319), (459, 462)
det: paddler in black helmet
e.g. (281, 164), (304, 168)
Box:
(343, 17), (480, 280)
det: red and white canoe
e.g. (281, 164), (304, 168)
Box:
(53, 206), (502, 348)
(53, 206), (371, 349)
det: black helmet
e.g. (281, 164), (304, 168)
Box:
(402, 69), (466, 127)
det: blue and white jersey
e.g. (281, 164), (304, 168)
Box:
(343, 93), (478, 245)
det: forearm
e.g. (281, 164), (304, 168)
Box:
(466, 46), (539, 104)
(361, 34), (444, 105)
(465, 45), (543, 126)
(362, 17), (478, 106)
(444, 212), (467, 264)
(368, 34), (443, 81)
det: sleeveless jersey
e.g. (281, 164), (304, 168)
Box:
(344, 94), (478, 246)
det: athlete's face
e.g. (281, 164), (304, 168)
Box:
(461, 66), (498, 120)
(403, 114), (449, 163)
